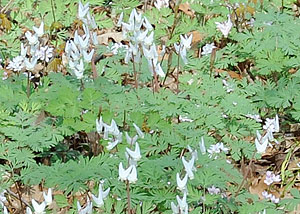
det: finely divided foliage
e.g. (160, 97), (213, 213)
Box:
(0, 0), (300, 214)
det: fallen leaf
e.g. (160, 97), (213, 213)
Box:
(179, 3), (194, 17)
(97, 32), (123, 45)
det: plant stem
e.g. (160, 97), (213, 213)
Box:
(80, 79), (85, 91)
(151, 59), (159, 92)
(176, 48), (180, 93)
(164, 0), (182, 78)
(132, 53), (138, 89)
(234, 150), (256, 197)
(50, 0), (56, 23)
(26, 71), (31, 98)
(126, 180), (131, 214)
(234, 128), (269, 197)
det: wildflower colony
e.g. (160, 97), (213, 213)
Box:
(0, 0), (300, 213)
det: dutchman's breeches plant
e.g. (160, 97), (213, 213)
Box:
(2, 0), (300, 214)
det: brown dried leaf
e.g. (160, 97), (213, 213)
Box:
(0, 14), (11, 31)
(179, 3), (194, 17)
(97, 32), (123, 45)
(47, 58), (62, 72)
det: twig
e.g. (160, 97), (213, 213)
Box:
(0, 0), (14, 13)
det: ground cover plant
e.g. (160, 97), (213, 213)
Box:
(0, 0), (300, 213)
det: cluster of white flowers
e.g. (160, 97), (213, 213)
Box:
(264, 171), (281, 186)
(64, 1), (98, 79)
(154, 0), (169, 10)
(255, 115), (279, 154)
(77, 196), (92, 214)
(91, 182), (110, 208)
(201, 43), (216, 56)
(207, 142), (229, 159)
(215, 14), (233, 38)
(171, 143), (201, 214)
(119, 124), (144, 184)
(174, 34), (193, 64)
(119, 9), (165, 78)
(6, 21), (53, 80)
(96, 117), (122, 151)
(262, 190), (280, 203)
(207, 185), (221, 195)
(26, 188), (52, 214)
(108, 42), (128, 55)
(245, 113), (262, 123)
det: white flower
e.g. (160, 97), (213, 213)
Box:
(137, 30), (148, 43)
(31, 199), (46, 214)
(21, 43), (27, 58)
(143, 17), (153, 31)
(207, 142), (228, 158)
(180, 34), (193, 49)
(36, 46), (54, 62)
(96, 117), (104, 134)
(245, 113), (262, 122)
(7, 56), (24, 72)
(78, 34), (90, 50)
(0, 190), (6, 207)
(154, 0), (169, 10)
(78, 1), (89, 20)
(3, 206), (8, 214)
(133, 123), (144, 139)
(179, 115), (193, 122)
(77, 197), (93, 214)
(262, 190), (271, 199)
(270, 194), (279, 203)
(263, 115), (279, 133)
(127, 164), (138, 183)
(125, 132), (138, 145)
(182, 156), (196, 179)
(25, 31), (39, 45)
(215, 15), (233, 38)
(92, 32), (98, 45)
(73, 59), (84, 79)
(43, 188), (52, 205)
(208, 185), (221, 195)
(33, 21), (44, 37)
(171, 201), (179, 214)
(91, 183), (110, 207)
(264, 171), (281, 186)
(187, 145), (198, 161)
(199, 137), (206, 154)
(87, 13), (97, 29)
(255, 130), (269, 154)
(176, 193), (188, 212)
(176, 173), (188, 192)
(262, 191), (279, 203)
(106, 139), (120, 151)
(83, 49), (94, 62)
(126, 142), (141, 161)
(119, 162), (133, 182)
(201, 43), (216, 56)
(25, 57), (38, 71)
(116, 12), (123, 27)
(26, 207), (33, 214)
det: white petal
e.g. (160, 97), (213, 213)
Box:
(126, 142), (141, 161)
(83, 49), (94, 62)
(176, 173), (188, 191)
(128, 165), (138, 183)
(43, 188), (52, 205)
(119, 163), (132, 181)
(31, 199), (46, 214)
(133, 123), (144, 138)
